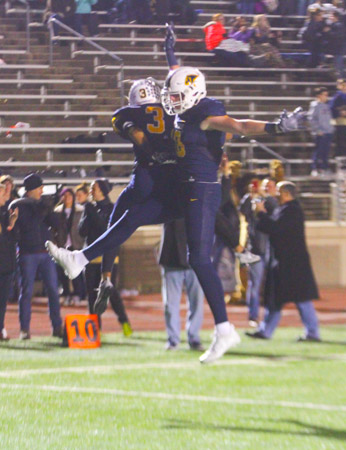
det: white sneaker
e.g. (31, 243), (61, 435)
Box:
(199, 326), (241, 364)
(45, 241), (85, 280)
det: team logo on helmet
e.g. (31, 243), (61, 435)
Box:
(185, 75), (198, 86)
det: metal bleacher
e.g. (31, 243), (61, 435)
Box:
(0, 1), (341, 219)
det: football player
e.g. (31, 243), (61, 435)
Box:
(46, 77), (181, 314)
(160, 23), (307, 363)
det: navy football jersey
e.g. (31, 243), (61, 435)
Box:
(112, 103), (176, 164)
(174, 97), (226, 182)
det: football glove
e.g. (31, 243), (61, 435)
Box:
(277, 107), (307, 133)
(165, 22), (176, 51)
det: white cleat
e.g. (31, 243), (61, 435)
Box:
(45, 241), (85, 280)
(199, 326), (241, 364)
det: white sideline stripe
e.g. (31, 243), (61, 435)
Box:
(1, 383), (345, 412)
(1, 354), (345, 378)
(0, 359), (278, 378)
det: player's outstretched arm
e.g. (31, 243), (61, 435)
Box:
(200, 107), (307, 136)
(165, 22), (179, 70)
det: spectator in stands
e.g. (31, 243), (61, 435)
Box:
(0, 183), (18, 341)
(237, 0), (256, 14)
(249, 14), (285, 67)
(308, 0), (325, 13)
(323, 11), (346, 78)
(277, 0), (295, 17)
(330, 78), (346, 157)
(9, 173), (63, 340)
(297, 0), (312, 16)
(127, 0), (153, 24)
(308, 86), (334, 176)
(75, 0), (98, 36)
(229, 16), (253, 43)
(170, 0), (197, 27)
(54, 188), (85, 305)
(246, 181), (321, 342)
(44, 0), (76, 37)
(158, 218), (204, 351)
(204, 13), (251, 67)
(152, 0), (170, 24)
(302, 9), (327, 67)
(78, 178), (132, 336)
(75, 182), (90, 205)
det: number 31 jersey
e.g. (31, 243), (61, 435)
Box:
(112, 103), (176, 164)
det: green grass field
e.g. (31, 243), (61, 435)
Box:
(0, 326), (345, 450)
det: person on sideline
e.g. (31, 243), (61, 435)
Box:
(158, 218), (204, 351)
(10, 173), (63, 340)
(246, 181), (321, 341)
(0, 183), (18, 340)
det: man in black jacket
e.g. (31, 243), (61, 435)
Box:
(44, 0), (76, 37)
(0, 183), (18, 340)
(246, 181), (321, 341)
(303, 10), (327, 68)
(9, 174), (63, 340)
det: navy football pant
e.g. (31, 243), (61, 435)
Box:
(83, 164), (180, 262)
(179, 181), (228, 325)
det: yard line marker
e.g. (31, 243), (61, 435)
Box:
(1, 383), (345, 412)
(0, 353), (345, 378)
(0, 358), (279, 378)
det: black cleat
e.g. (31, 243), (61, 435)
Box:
(94, 278), (113, 315)
(245, 331), (269, 339)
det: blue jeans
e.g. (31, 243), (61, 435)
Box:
(334, 54), (345, 79)
(18, 253), (62, 331)
(212, 237), (237, 293)
(161, 267), (204, 346)
(258, 301), (320, 339)
(246, 257), (265, 321)
(75, 13), (98, 36)
(0, 273), (13, 330)
(312, 133), (333, 170)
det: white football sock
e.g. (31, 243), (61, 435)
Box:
(75, 251), (89, 267)
(215, 321), (233, 336)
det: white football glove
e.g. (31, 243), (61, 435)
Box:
(277, 107), (308, 133)
(165, 22), (176, 50)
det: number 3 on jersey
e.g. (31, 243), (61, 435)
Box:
(145, 106), (165, 134)
(173, 130), (186, 158)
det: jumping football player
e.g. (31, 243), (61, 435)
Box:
(158, 23), (307, 363)
(47, 26), (306, 363)
(47, 77), (181, 314)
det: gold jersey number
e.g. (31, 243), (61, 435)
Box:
(145, 106), (165, 134)
(173, 130), (186, 158)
